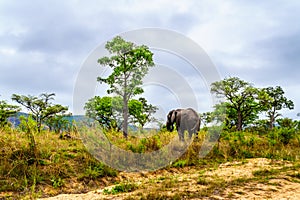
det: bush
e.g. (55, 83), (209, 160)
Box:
(278, 128), (296, 145)
(172, 160), (187, 168)
(268, 128), (296, 146)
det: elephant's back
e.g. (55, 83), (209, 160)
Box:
(182, 108), (199, 122)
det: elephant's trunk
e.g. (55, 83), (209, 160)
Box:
(166, 122), (173, 132)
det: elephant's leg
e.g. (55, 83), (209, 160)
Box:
(178, 130), (184, 142)
(188, 130), (193, 139)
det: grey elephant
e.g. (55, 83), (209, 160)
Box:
(166, 108), (200, 141)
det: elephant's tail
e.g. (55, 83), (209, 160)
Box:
(191, 120), (200, 133)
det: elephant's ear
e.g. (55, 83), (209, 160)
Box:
(171, 110), (177, 123)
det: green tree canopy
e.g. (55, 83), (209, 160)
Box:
(199, 112), (212, 128)
(85, 96), (122, 130)
(0, 100), (20, 127)
(211, 77), (269, 131)
(12, 93), (69, 132)
(128, 97), (158, 128)
(85, 96), (157, 130)
(97, 36), (155, 137)
(263, 86), (294, 129)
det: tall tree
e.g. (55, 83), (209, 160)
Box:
(0, 100), (20, 127)
(98, 36), (154, 137)
(263, 86), (294, 129)
(12, 93), (68, 132)
(211, 77), (268, 131)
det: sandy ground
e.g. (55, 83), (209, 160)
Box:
(39, 158), (300, 200)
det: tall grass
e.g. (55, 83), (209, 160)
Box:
(1, 125), (299, 198)
(0, 127), (117, 199)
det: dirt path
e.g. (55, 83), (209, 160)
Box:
(39, 158), (300, 200)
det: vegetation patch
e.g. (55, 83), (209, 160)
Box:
(103, 181), (138, 195)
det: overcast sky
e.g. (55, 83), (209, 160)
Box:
(1, 0), (300, 120)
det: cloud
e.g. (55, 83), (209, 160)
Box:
(0, 0), (300, 119)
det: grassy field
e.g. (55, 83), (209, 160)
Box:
(1, 126), (300, 199)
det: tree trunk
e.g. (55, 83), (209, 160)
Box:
(123, 96), (128, 138)
(123, 100), (128, 138)
(269, 108), (276, 130)
(237, 110), (242, 131)
(270, 115), (274, 130)
(122, 55), (128, 138)
(37, 117), (42, 133)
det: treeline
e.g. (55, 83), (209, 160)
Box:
(203, 77), (295, 132)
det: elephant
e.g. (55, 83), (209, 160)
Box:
(166, 108), (200, 141)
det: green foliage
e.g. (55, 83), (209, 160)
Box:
(19, 115), (38, 133)
(277, 117), (297, 129)
(85, 96), (157, 130)
(211, 77), (270, 131)
(268, 127), (296, 145)
(19, 115), (38, 161)
(98, 36), (154, 97)
(126, 134), (162, 153)
(45, 114), (72, 133)
(128, 97), (158, 128)
(173, 160), (187, 168)
(199, 112), (213, 128)
(246, 119), (269, 134)
(97, 36), (155, 137)
(202, 129), (280, 161)
(0, 100), (20, 127)
(51, 176), (64, 188)
(12, 93), (69, 132)
(85, 96), (122, 130)
(211, 78), (294, 132)
(263, 86), (294, 129)
(103, 181), (137, 195)
(84, 95), (116, 130)
(84, 96), (157, 131)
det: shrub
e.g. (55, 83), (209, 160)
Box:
(103, 181), (137, 194)
(172, 160), (187, 168)
(278, 128), (295, 145)
(51, 176), (64, 188)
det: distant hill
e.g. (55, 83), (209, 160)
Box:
(8, 113), (156, 131)
(8, 112), (86, 127)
